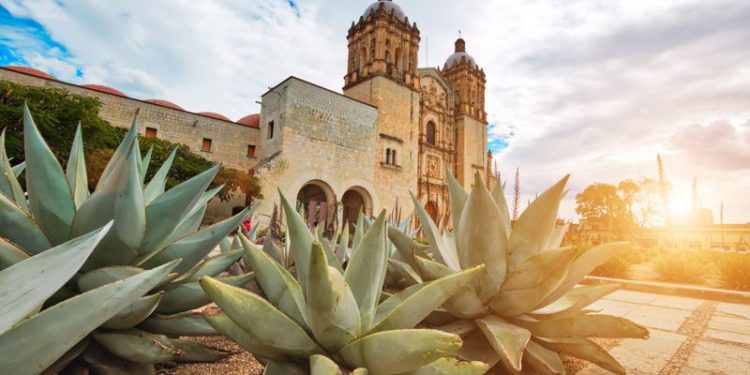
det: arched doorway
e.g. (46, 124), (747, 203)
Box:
(341, 187), (374, 229)
(425, 201), (438, 224)
(297, 180), (334, 229)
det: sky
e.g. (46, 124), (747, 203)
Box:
(1, 0), (749, 223)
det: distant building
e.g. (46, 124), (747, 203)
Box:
(0, 0), (494, 228)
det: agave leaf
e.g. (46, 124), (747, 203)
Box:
(387, 226), (422, 269)
(11, 161), (25, 177)
(170, 339), (231, 362)
(475, 315), (531, 372)
(97, 117), (137, 190)
(164, 185), (223, 245)
(102, 292), (163, 329)
(538, 242), (628, 308)
(280, 191), (315, 288)
(388, 258), (423, 286)
(410, 192), (460, 271)
(458, 330), (500, 368)
(437, 320), (476, 338)
(523, 340), (565, 375)
(82, 343), (156, 375)
(508, 175), (569, 267)
(306, 242), (360, 352)
(530, 284), (620, 320)
(141, 146), (153, 185)
(335, 222), (349, 263)
(204, 311), (288, 361)
(340, 329), (462, 375)
(140, 164), (220, 255)
(537, 337), (626, 375)
(310, 354), (341, 375)
(0, 237), (30, 270)
(93, 330), (178, 364)
(490, 174), (512, 239)
(352, 368), (369, 375)
(140, 312), (218, 336)
(78, 265), (144, 291)
(344, 211), (388, 333)
(263, 361), (307, 375)
(0, 192), (52, 254)
(42, 337), (90, 375)
(66, 123), (89, 208)
(352, 211), (365, 250)
(200, 276), (324, 358)
(22, 104), (76, 245)
(445, 166), (468, 236)
(241, 234), (308, 329)
(156, 272), (253, 315)
(457, 172), (508, 301)
(0, 261), (176, 374)
(403, 357), (489, 375)
(319, 236), (344, 273)
(261, 232), (284, 264)
(141, 206), (253, 274)
(412, 258), (488, 319)
(143, 148), (177, 204)
(373, 265), (484, 331)
(489, 247), (577, 317)
(0, 223), (111, 333)
(173, 248), (244, 283)
(547, 223), (569, 251)
(72, 140), (146, 270)
(513, 314), (650, 338)
(0, 129), (28, 211)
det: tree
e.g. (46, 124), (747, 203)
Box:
(575, 183), (632, 236)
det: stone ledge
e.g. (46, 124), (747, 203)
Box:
(582, 276), (750, 305)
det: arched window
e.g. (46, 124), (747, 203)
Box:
(426, 121), (436, 145)
(386, 148), (392, 164)
(392, 150), (397, 165)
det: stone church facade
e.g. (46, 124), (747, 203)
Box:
(0, 0), (492, 228)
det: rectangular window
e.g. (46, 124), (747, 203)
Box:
(201, 138), (212, 152)
(145, 127), (157, 138)
(246, 145), (256, 158)
(268, 121), (275, 139)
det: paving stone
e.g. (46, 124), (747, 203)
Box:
(587, 299), (639, 317)
(684, 341), (750, 374)
(708, 315), (750, 335)
(677, 366), (713, 374)
(716, 302), (750, 319)
(624, 305), (693, 332)
(576, 330), (685, 375)
(704, 329), (750, 346)
(605, 290), (703, 311)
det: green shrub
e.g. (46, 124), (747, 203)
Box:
(652, 249), (710, 284)
(717, 253), (750, 291)
(591, 251), (631, 278)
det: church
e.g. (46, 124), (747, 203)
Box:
(0, 0), (493, 228)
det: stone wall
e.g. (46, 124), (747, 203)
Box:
(254, 77), (379, 226)
(344, 75), (420, 221)
(1, 68), (260, 222)
(456, 114), (488, 187)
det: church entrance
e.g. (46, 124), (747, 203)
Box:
(341, 187), (373, 230)
(296, 180), (334, 229)
(425, 201), (438, 224)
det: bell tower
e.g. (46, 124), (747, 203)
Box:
(344, 0), (420, 91)
(442, 38), (487, 121)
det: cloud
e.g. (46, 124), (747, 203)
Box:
(1, 0), (748, 222)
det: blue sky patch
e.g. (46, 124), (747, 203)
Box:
(0, 5), (75, 71)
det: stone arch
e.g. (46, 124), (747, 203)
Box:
(296, 179), (336, 228)
(341, 186), (374, 227)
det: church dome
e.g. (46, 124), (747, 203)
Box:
(444, 38), (478, 69)
(80, 84), (128, 97)
(237, 113), (260, 128)
(362, 0), (406, 22)
(145, 99), (184, 111)
(197, 112), (232, 122)
(3, 66), (59, 81)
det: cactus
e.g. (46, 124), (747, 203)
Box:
(387, 169), (649, 374)
(0, 104), (254, 373)
(200, 192), (489, 375)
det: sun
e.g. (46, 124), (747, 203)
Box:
(669, 194), (692, 216)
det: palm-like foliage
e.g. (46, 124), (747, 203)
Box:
(0, 104), (254, 373)
(388, 170), (649, 374)
(200, 192), (489, 375)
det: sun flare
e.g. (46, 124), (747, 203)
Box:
(669, 194), (692, 216)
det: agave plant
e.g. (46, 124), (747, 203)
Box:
(0, 104), (254, 373)
(200, 192), (490, 374)
(388, 170), (649, 374)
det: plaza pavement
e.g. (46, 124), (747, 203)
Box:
(576, 290), (750, 374)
